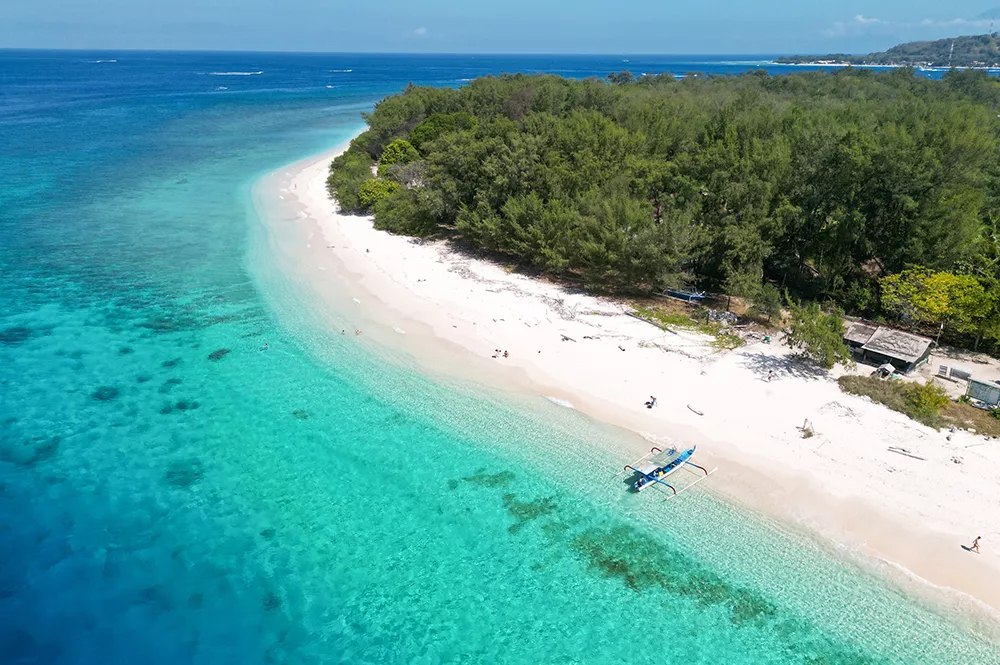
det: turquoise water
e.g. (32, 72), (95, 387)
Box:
(1, 51), (998, 664)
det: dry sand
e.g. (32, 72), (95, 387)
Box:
(254, 146), (1000, 625)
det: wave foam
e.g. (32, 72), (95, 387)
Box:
(330, 69), (353, 73)
(544, 396), (575, 409)
(209, 71), (263, 76)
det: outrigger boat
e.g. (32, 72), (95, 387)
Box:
(617, 445), (716, 498)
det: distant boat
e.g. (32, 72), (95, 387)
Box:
(663, 288), (706, 302)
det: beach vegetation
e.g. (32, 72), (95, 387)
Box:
(838, 375), (957, 430)
(378, 138), (419, 169)
(784, 299), (852, 369)
(880, 268), (988, 339)
(358, 178), (399, 208)
(748, 283), (783, 323)
(330, 70), (1000, 353)
(327, 148), (373, 212)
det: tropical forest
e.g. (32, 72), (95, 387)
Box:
(328, 68), (1000, 352)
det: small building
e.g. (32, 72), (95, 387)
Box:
(842, 322), (933, 374)
(967, 379), (1000, 407)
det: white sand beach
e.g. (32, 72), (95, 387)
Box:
(256, 146), (1000, 624)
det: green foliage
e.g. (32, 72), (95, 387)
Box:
(379, 139), (419, 168)
(329, 70), (1000, 338)
(880, 268), (988, 336)
(410, 112), (477, 149)
(784, 298), (853, 369)
(327, 149), (373, 213)
(749, 283), (783, 322)
(373, 186), (442, 236)
(358, 178), (399, 209)
(838, 376), (949, 429)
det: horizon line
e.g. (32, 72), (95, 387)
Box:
(0, 47), (827, 58)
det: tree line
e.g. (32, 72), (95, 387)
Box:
(328, 68), (1000, 351)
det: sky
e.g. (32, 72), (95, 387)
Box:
(1, 0), (998, 54)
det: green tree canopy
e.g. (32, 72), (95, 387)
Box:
(784, 298), (853, 369)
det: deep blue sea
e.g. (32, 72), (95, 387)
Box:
(1, 50), (998, 664)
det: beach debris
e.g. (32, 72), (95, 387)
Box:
(687, 404), (704, 416)
(951, 456), (963, 464)
(887, 446), (925, 461)
(561, 334), (576, 342)
(352, 297), (361, 304)
(618, 345), (626, 352)
(207, 348), (230, 361)
(797, 419), (816, 438)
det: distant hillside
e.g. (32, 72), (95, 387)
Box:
(777, 33), (1000, 68)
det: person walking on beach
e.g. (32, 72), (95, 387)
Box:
(969, 536), (981, 553)
(767, 371), (774, 382)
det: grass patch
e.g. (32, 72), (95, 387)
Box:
(940, 400), (1000, 436)
(634, 305), (744, 352)
(838, 375), (958, 430)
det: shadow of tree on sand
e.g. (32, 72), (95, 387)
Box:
(738, 351), (830, 382)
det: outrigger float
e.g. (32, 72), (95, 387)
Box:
(617, 445), (716, 498)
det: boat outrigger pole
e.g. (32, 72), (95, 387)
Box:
(622, 464), (678, 495)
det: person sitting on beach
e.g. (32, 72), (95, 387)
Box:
(503, 350), (509, 358)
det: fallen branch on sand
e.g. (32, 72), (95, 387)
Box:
(887, 446), (925, 461)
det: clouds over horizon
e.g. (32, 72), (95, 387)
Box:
(826, 11), (996, 38)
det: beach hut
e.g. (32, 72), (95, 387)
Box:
(842, 323), (933, 374)
(967, 379), (1000, 407)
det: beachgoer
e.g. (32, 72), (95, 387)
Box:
(355, 329), (361, 335)
(970, 536), (981, 553)
(261, 343), (269, 351)
(618, 345), (625, 352)
(503, 350), (509, 358)
(650, 396), (657, 407)
(767, 371), (774, 382)
(341, 330), (346, 335)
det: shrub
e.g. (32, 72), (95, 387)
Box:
(784, 298), (853, 369)
(358, 178), (399, 209)
(379, 139), (419, 167)
(838, 376), (948, 429)
(907, 382), (949, 420)
(327, 150), (374, 212)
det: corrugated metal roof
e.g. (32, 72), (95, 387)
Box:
(861, 327), (933, 364)
(844, 322), (878, 345)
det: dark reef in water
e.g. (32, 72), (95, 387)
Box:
(262, 592), (282, 611)
(462, 470), (516, 488)
(260, 528), (276, 540)
(165, 459), (204, 487)
(159, 378), (182, 393)
(208, 348), (230, 361)
(162, 357), (182, 368)
(570, 526), (777, 626)
(118, 346), (134, 355)
(91, 386), (120, 401)
(291, 410), (309, 420)
(0, 435), (60, 468)
(0, 327), (33, 346)
(502, 493), (557, 534)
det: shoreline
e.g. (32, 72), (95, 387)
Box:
(251, 144), (1000, 633)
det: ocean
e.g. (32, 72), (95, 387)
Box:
(0, 50), (997, 664)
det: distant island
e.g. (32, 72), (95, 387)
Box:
(776, 32), (1000, 69)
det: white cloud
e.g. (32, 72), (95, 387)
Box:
(919, 18), (994, 28)
(855, 15), (880, 25)
(413, 27), (427, 37)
